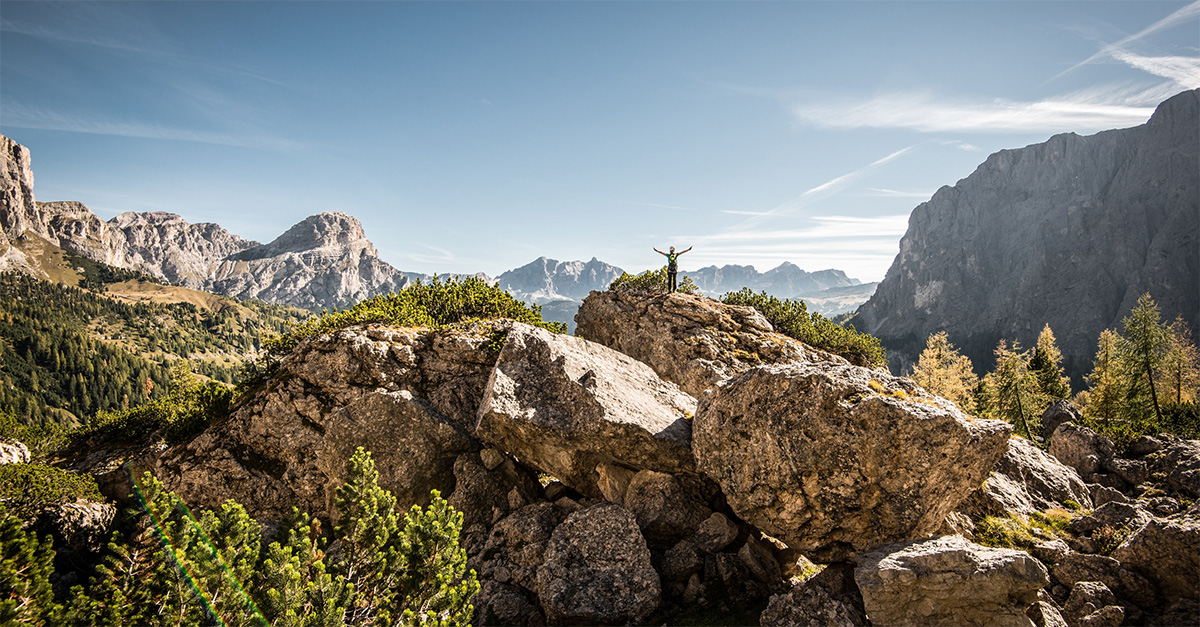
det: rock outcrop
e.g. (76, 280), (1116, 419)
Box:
(851, 89), (1199, 381)
(156, 323), (497, 521)
(854, 535), (1049, 627)
(476, 323), (698, 500)
(693, 361), (1011, 562)
(760, 563), (868, 627)
(576, 290), (847, 398)
(960, 435), (1093, 519)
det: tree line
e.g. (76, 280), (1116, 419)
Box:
(911, 293), (1198, 448)
(0, 272), (306, 428)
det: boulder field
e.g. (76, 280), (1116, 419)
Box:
(34, 290), (1198, 626)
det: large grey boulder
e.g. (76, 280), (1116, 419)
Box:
(1111, 516), (1200, 602)
(622, 469), (712, 548)
(1062, 581), (1124, 627)
(961, 436), (1093, 520)
(536, 503), (661, 625)
(854, 535), (1049, 627)
(575, 290), (848, 398)
(157, 324), (488, 522)
(693, 362), (1011, 562)
(1049, 423), (1115, 478)
(1041, 401), (1083, 442)
(475, 323), (697, 500)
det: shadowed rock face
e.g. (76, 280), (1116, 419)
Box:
(693, 362), (1012, 563)
(850, 89), (1199, 382)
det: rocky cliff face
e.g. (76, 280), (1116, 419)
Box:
(851, 89), (1199, 381)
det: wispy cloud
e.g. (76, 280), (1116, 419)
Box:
(791, 88), (1158, 134)
(1, 103), (304, 151)
(1056, 1), (1200, 79)
(734, 146), (916, 229)
(702, 215), (910, 243)
(1109, 51), (1200, 87)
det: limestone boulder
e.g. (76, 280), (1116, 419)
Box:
(476, 323), (697, 500)
(536, 502), (661, 625)
(35, 499), (117, 554)
(854, 535), (1049, 627)
(622, 470), (712, 548)
(1051, 553), (1158, 607)
(760, 563), (868, 627)
(156, 324), (486, 523)
(1160, 439), (1200, 498)
(575, 290), (847, 398)
(694, 362), (1011, 561)
(1049, 424), (1115, 478)
(1111, 516), (1200, 602)
(448, 451), (543, 556)
(961, 436), (1093, 520)
(1041, 401), (1083, 442)
(1062, 581), (1123, 627)
(0, 439), (28, 464)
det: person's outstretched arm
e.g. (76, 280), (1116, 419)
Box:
(679, 246), (693, 255)
(653, 248), (668, 256)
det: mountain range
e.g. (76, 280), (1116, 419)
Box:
(850, 88), (1199, 385)
(0, 134), (874, 322)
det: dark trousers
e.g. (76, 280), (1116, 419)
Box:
(668, 271), (677, 292)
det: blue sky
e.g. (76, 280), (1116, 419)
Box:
(2, 1), (1197, 282)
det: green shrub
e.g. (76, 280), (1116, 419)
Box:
(607, 266), (697, 294)
(0, 463), (102, 520)
(64, 450), (478, 626)
(245, 276), (564, 386)
(720, 288), (887, 368)
(0, 412), (66, 460)
(78, 361), (233, 445)
(0, 504), (60, 625)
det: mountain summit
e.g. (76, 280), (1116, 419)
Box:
(851, 89), (1199, 381)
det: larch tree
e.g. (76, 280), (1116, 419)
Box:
(1161, 315), (1199, 405)
(1084, 329), (1123, 428)
(1030, 324), (1071, 400)
(1119, 294), (1171, 425)
(910, 331), (979, 413)
(987, 339), (1042, 440)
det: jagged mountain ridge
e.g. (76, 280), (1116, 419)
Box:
(1, 133), (872, 315)
(850, 89), (1200, 383)
(682, 262), (861, 300)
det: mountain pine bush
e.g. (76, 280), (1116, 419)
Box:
(720, 288), (887, 368)
(36, 449), (477, 626)
(607, 266), (697, 294)
(247, 276), (565, 385)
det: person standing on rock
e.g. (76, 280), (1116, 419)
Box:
(653, 245), (691, 293)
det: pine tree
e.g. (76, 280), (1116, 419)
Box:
(0, 504), (60, 625)
(910, 331), (979, 413)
